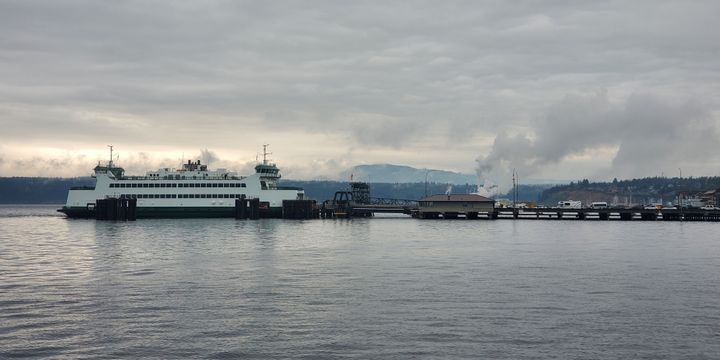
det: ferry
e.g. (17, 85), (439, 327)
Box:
(58, 146), (304, 218)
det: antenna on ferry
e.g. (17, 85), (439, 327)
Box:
(107, 145), (114, 167)
(262, 144), (272, 165)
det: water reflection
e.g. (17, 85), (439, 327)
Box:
(1, 206), (719, 358)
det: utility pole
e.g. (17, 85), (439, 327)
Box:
(512, 169), (516, 208)
(424, 169), (433, 197)
(679, 167), (683, 220)
(515, 170), (519, 207)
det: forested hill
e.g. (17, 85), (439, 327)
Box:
(540, 176), (720, 205)
(0, 177), (95, 204)
(6, 176), (715, 206)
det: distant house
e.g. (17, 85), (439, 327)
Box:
(418, 194), (495, 219)
(678, 188), (720, 208)
(701, 189), (720, 207)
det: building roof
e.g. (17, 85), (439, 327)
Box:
(419, 194), (495, 202)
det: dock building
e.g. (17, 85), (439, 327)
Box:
(418, 194), (495, 219)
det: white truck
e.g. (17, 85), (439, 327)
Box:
(558, 200), (582, 209)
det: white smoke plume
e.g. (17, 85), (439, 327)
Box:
(476, 91), (720, 191)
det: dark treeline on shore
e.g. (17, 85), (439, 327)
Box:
(0, 177), (95, 204)
(3, 176), (719, 205)
(539, 176), (720, 205)
(0, 177), (478, 204)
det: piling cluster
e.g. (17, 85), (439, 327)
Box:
(282, 200), (320, 219)
(95, 198), (136, 221)
(235, 198), (260, 219)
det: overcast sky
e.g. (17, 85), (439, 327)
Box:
(1, 1), (718, 186)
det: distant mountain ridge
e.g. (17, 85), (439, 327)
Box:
(340, 164), (477, 184)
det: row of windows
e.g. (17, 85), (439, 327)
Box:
(110, 183), (246, 188)
(119, 194), (246, 199)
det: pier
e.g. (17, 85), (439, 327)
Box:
(315, 183), (720, 221)
(439, 207), (720, 222)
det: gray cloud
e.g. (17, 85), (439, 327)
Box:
(1, 1), (719, 179)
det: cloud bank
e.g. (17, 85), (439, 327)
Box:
(0, 1), (718, 181)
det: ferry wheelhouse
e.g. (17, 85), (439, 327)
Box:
(59, 147), (304, 218)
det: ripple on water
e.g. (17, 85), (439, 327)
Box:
(0, 207), (719, 359)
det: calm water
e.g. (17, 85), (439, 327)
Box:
(0, 205), (719, 359)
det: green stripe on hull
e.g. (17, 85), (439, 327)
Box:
(59, 206), (283, 219)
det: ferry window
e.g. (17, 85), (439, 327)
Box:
(210, 194), (216, 198)
(200, 183), (207, 188)
(200, 194), (206, 198)
(223, 183), (229, 188)
(171, 194), (177, 198)
(171, 184), (177, 188)
(130, 183), (136, 188)
(160, 184), (165, 188)
(210, 183), (217, 188)
(153, 194), (160, 199)
(241, 183), (246, 188)
(109, 184), (115, 188)
(160, 194), (165, 199)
